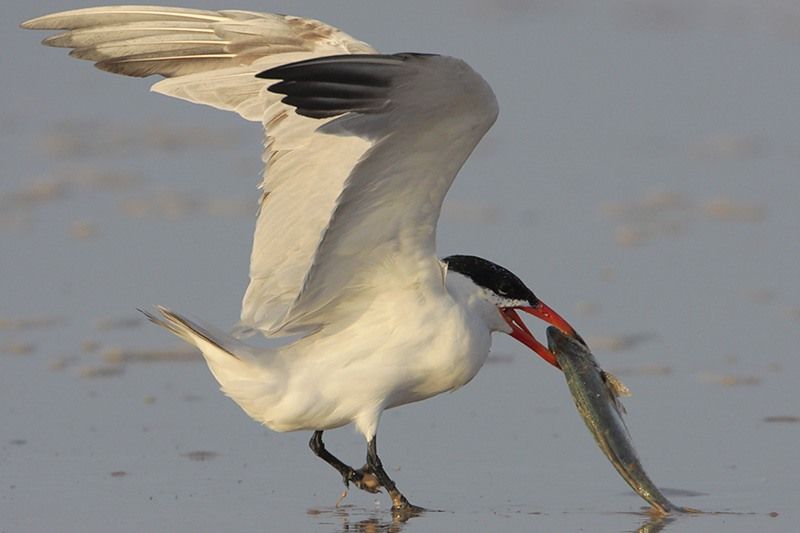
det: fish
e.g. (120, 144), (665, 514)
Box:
(546, 326), (693, 515)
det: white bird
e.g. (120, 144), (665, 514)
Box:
(23, 5), (578, 515)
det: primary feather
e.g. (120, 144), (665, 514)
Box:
(23, 5), (497, 339)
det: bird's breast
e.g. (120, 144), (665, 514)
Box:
(377, 289), (493, 409)
(264, 265), (494, 432)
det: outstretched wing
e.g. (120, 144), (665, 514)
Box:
(22, 5), (374, 120)
(248, 54), (498, 335)
(23, 7), (498, 337)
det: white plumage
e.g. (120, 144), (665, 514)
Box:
(24, 6), (574, 514)
(23, 6), (496, 338)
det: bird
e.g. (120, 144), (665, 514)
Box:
(23, 5), (579, 515)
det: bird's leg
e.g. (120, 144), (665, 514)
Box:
(309, 431), (381, 494)
(366, 435), (426, 517)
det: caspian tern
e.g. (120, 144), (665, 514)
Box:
(23, 5), (578, 515)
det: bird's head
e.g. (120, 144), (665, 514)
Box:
(443, 255), (580, 369)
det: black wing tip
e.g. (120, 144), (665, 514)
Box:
(255, 53), (442, 119)
(255, 52), (440, 80)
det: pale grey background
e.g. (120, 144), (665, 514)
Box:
(3, 1), (799, 532)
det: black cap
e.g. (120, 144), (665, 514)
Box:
(443, 255), (537, 304)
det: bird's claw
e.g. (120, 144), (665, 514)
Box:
(334, 488), (349, 507)
(347, 465), (381, 493)
(390, 500), (428, 521)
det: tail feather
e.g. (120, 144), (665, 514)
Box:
(141, 306), (282, 422)
(140, 305), (242, 359)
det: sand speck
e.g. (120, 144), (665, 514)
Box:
(701, 374), (761, 386)
(95, 317), (143, 331)
(586, 333), (655, 352)
(763, 415), (800, 423)
(101, 346), (198, 364)
(182, 451), (219, 462)
(0, 342), (35, 355)
(703, 197), (766, 222)
(0, 316), (63, 331)
(81, 340), (101, 354)
(575, 301), (600, 316)
(69, 221), (98, 240)
(49, 356), (79, 372)
(79, 365), (125, 378)
(613, 364), (673, 377)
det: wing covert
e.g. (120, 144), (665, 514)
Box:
(243, 53), (498, 335)
(23, 9), (498, 338)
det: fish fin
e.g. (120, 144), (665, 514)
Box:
(602, 370), (631, 414)
(603, 370), (631, 397)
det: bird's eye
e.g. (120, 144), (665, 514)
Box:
(496, 282), (512, 297)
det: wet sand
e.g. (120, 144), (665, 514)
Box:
(4, 1), (799, 532)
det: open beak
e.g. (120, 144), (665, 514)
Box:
(500, 302), (579, 369)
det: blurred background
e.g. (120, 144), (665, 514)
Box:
(3, 1), (799, 531)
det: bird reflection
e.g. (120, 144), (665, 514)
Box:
(307, 504), (421, 533)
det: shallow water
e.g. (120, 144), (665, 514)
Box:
(4, 1), (799, 532)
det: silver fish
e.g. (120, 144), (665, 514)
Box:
(547, 326), (691, 515)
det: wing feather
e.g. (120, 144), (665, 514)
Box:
(23, 8), (497, 338)
(22, 5), (374, 115)
(245, 54), (498, 335)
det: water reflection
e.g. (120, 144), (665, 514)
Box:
(307, 505), (688, 533)
(307, 504), (420, 533)
(632, 512), (677, 533)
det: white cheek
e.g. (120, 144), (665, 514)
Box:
(486, 291), (527, 309)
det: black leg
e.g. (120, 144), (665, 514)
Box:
(366, 435), (425, 517)
(309, 431), (380, 493)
